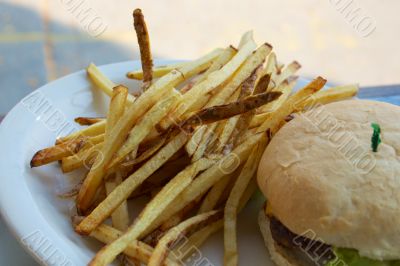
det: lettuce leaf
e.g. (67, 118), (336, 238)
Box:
(326, 248), (400, 266)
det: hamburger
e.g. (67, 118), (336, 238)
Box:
(257, 99), (400, 266)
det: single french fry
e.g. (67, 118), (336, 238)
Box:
(105, 172), (129, 231)
(76, 131), (188, 235)
(87, 157), (215, 265)
(76, 48), (221, 212)
(108, 90), (181, 169)
(87, 63), (136, 103)
(30, 136), (87, 167)
(133, 9), (153, 89)
(74, 117), (105, 126)
(56, 120), (106, 144)
(294, 84), (359, 111)
(257, 77), (326, 133)
(224, 136), (267, 266)
(105, 86), (128, 136)
(182, 91), (282, 128)
(127, 62), (186, 80)
(148, 210), (223, 266)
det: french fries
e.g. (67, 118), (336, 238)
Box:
(29, 8), (356, 266)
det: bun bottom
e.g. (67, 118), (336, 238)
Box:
(258, 210), (314, 266)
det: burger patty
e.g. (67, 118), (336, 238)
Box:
(269, 216), (336, 266)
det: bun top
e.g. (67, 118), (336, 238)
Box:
(257, 100), (400, 260)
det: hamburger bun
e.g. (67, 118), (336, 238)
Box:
(257, 100), (400, 261)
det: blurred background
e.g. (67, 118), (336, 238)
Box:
(0, 0), (399, 265)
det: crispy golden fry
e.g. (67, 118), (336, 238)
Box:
(160, 36), (258, 129)
(104, 172), (130, 231)
(224, 136), (267, 266)
(30, 136), (87, 167)
(76, 49), (222, 212)
(294, 83), (359, 111)
(108, 90), (181, 169)
(74, 117), (105, 126)
(127, 62), (186, 80)
(87, 157), (214, 265)
(257, 77), (326, 133)
(105, 86), (128, 135)
(76, 131), (188, 235)
(182, 91), (282, 128)
(87, 63), (136, 103)
(56, 120), (106, 144)
(133, 9), (153, 89)
(263, 52), (277, 88)
(148, 210), (223, 266)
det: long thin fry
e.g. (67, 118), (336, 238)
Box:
(133, 9), (153, 89)
(30, 136), (87, 167)
(105, 172), (129, 231)
(294, 83), (359, 111)
(87, 63), (136, 103)
(182, 91), (282, 128)
(56, 120), (106, 144)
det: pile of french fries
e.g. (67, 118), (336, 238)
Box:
(30, 9), (359, 266)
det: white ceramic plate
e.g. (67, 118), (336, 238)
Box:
(0, 60), (311, 266)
